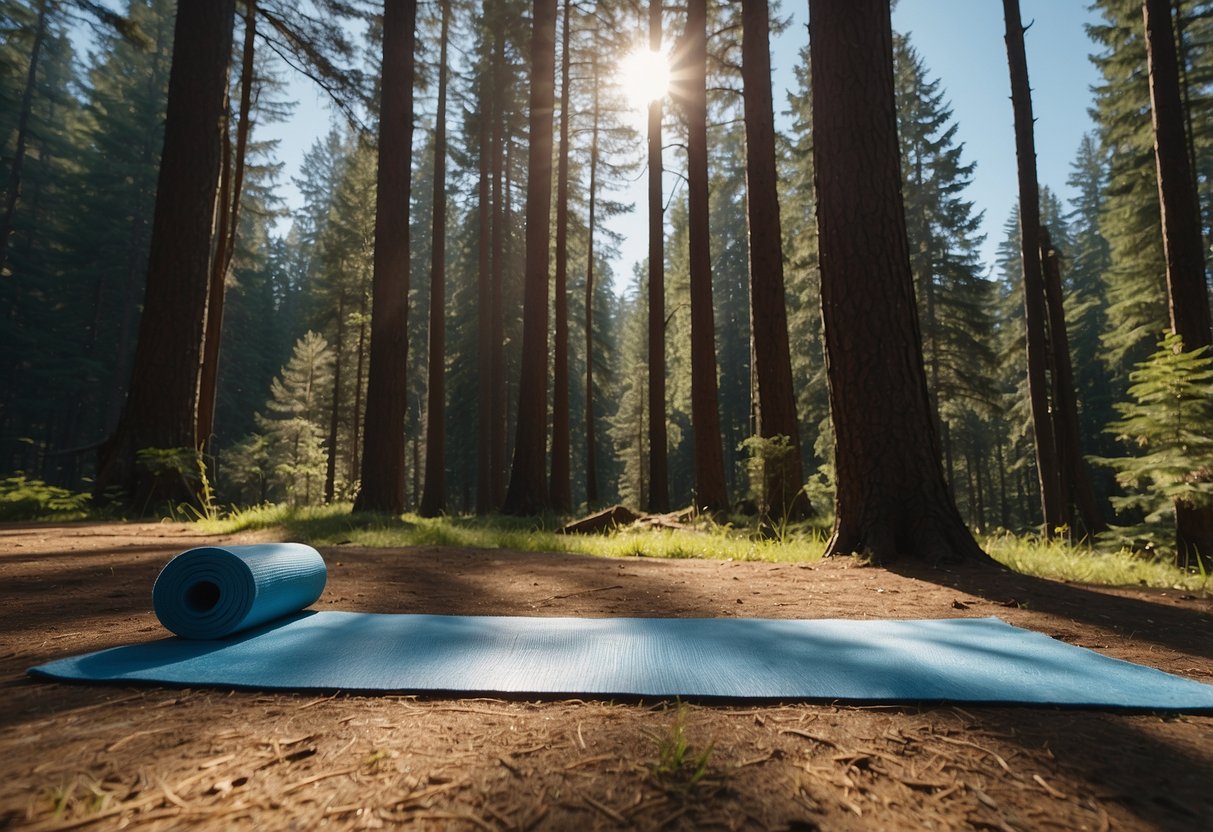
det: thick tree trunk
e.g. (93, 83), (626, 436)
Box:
(683, 0), (728, 513)
(353, 0), (417, 515)
(1003, 0), (1065, 540)
(741, 0), (807, 520)
(549, 0), (573, 513)
(810, 0), (986, 564)
(1040, 229), (1107, 536)
(94, 0), (236, 509)
(1143, 0), (1213, 568)
(0, 0), (48, 277)
(646, 0), (669, 514)
(419, 0), (451, 518)
(502, 0), (557, 515)
(476, 0), (495, 516)
(584, 53), (601, 508)
(197, 0), (256, 451)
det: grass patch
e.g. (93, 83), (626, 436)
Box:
(196, 504), (1209, 592)
(984, 534), (1210, 593)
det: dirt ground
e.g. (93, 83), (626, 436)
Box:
(2, 521), (1212, 831)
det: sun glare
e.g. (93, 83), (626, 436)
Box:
(619, 45), (671, 110)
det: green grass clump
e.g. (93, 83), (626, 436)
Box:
(984, 534), (1210, 593)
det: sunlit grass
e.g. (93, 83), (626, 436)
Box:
(198, 504), (1209, 593)
(983, 533), (1210, 593)
(196, 503), (828, 563)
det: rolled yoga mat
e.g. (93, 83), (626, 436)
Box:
(150, 543), (327, 639)
(27, 546), (1213, 710)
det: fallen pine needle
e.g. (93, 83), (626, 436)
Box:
(779, 728), (839, 748)
(1033, 773), (1067, 799)
(282, 767), (359, 794)
(583, 795), (627, 824)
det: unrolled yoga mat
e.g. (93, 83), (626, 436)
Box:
(27, 544), (1213, 709)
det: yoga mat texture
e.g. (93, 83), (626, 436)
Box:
(150, 543), (326, 639)
(27, 544), (1213, 708)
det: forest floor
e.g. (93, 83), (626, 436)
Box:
(2, 521), (1212, 831)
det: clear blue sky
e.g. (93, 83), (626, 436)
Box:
(269, 0), (1104, 288)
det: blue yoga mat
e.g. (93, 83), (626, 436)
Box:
(27, 544), (1213, 709)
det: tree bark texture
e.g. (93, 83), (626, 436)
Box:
(1003, 0), (1065, 540)
(646, 0), (669, 514)
(353, 0), (416, 515)
(549, 0), (573, 513)
(476, 0), (495, 515)
(584, 51), (601, 507)
(420, 0), (451, 518)
(490, 28), (508, 509)
(741, 0), (807, 520)
(197, 0), (257, 452)
(1040, 229), (1107, 536)
(94, 0), (236, 508)
(683, 0), (728, 514)
(1143, 0), (1213, 567)
(810, 0), (986, 563)
(502, 0), (557, 515)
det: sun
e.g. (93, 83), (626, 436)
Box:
(618, 45), (671, 110)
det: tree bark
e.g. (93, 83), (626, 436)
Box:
(646, 0), (669, 514)
(683, 0), (728, 514)
(1040, 229), (1107, 536)
(1143, 0), (1213, 568)
(419, 0), (451, 518)
(490, 28), (508, 508)
(94, 0), (236, 508)
(810, 0), (986, 564)
(549, 0), (573, 513)
(324, 288), (346, 503)
(0, 0), (48, 277)
(502, 0), (557, 515)
(741, 0), (807, 520)
(353, 0), (416, 515)
(584, 50), (601, 508)
(476, 0), (495, 515)
(197, 0), (257, 452)
(1003, 0), (1065, 540)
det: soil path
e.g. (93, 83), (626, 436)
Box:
(2, 522), (1211, 830)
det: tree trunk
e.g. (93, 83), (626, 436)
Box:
(683, 0), (728, 514)
(549, 0), (573, 513)
(741, 0), (807, 520)
(809, 0), (986, 564)
(1040, 229), (1107, 536)
(646, 0), (669, 514)
(584, 51), (601, 508)
(0, 0), (48, 277)
(353, 0), (417, 516)
(324, 288), (346, 503)
(94, 0), (236, 509)
(419, 0), (451, 518)
(1003, 0), (1065, 540)
(490, 29), (508, 509)
(1143, 0), (1213, 568)
(476, 0), (495, 515)
(196, 0), (257, 452)
(502, 0), (557, 515)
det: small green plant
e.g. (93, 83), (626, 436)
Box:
(1094, 332), (1213, 564)
(650, 704), (714, 789)
(0, 475), (91, 521)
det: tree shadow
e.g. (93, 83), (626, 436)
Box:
(883, 559), (1213, 661)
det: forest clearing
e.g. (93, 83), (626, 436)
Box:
(3, 519), (1212, 830)
(6, 0), (1213, 828)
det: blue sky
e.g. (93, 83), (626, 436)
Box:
(269, 0), (1104, 289)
